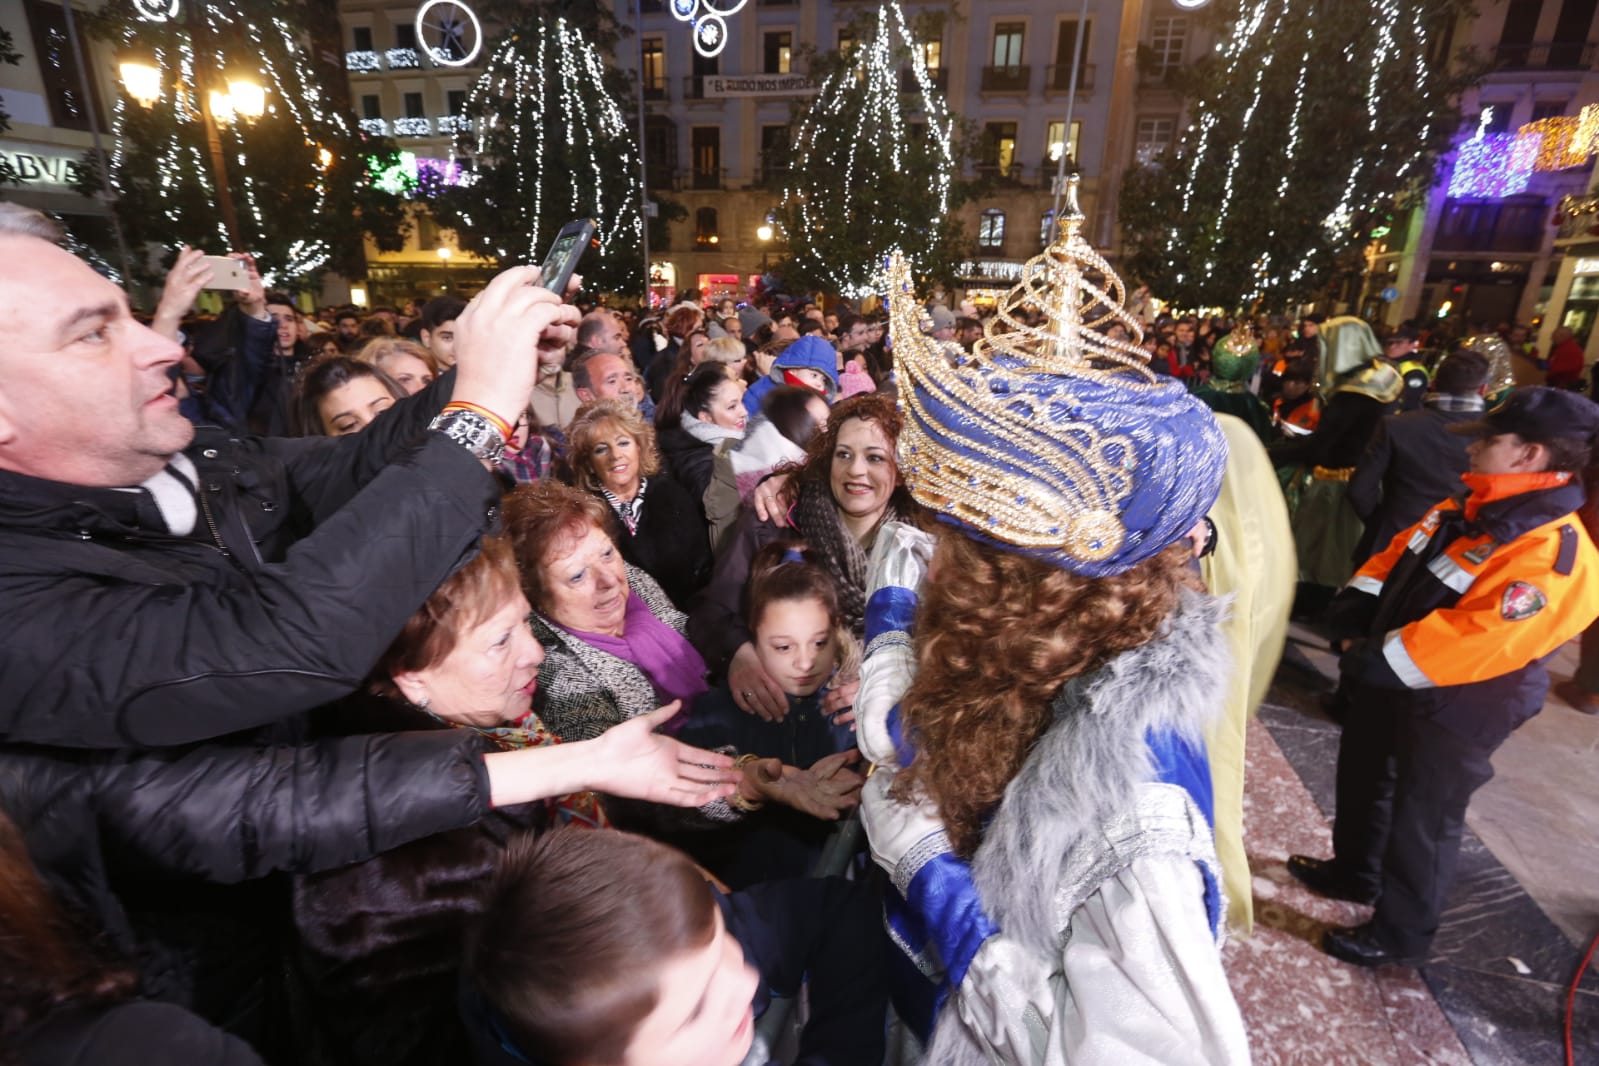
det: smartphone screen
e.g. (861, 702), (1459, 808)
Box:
(539, 234), (581, 287)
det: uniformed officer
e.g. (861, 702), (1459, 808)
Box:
(1288, 387), (1599, 967)
(1381, 323), (1432, 412)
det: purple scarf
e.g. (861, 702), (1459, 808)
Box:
(563, 591), (708, 728)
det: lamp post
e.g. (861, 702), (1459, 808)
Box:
(756, 222), (772, 273)
(437, 244), (453, 290)
(117, 10), (265, 249)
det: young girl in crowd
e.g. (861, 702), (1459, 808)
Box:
(293, 356), (406, 436)
(687, 541), (859, 768)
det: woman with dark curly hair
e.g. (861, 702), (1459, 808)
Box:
(688, 393), (917, 723)
(854, 217), (1249, 1063)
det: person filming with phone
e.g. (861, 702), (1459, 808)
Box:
(0, 200), (592, 752)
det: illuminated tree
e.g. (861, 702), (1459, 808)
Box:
(1118, 0), (1482, 310)
(81, 0), (409, 286)
(425, 2), (645, 294)
(777, 4), (974, 297)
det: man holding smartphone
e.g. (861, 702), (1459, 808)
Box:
(0, 201), (580, 750)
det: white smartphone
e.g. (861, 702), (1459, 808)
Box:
(201, 255), (251, 292)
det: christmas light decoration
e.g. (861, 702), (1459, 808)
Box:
(416, 0), (482, 68)
(106, 0), (394, 282)
(670, 0), (747, 59)
(1519, 115), (1590, 171)
(780, 3), (958, 296)
(135, 0), (179, 22)
(1131, 0), (1473, 307)
(440, 13), (642, 283)
(1447, 131), (1539, 198)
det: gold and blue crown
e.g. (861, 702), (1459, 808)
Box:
(888, 176), (1227, 577)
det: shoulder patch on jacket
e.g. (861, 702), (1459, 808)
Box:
(1463, 540), (1497, 566)
(1501, 581), (1548, 621)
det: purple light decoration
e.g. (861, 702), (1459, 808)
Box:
(415, 157), (468, 186)
(1448, 132), (1541, 198)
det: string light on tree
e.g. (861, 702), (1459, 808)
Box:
(1124, 0), (1473, 309)
(430, 11), (643, 290)
(99, 0), (407, 285)
(779, 3), (961, 297)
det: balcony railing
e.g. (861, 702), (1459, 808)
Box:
(975, 161), (1023, 183)
(899, 67), (949, 93)
(642, 81), (668, 101)
(358, 117), (388, 136)
(755, 155), (790, 188)
(1046, 63), (1096, 92)
(385, 48), (421, 69)
(683, 75), (715, 100)
(691, 166), (727, 190)
(393, 117), (433, 137)
(1492, 40), (1599, 70)
(346, 50), (381, 73)
(980, 64), (1031, 92)
(644, 164), (678, 190)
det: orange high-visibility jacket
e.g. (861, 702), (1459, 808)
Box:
(1333, 470), (1599, 696)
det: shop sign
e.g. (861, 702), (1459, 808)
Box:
(1573, 257), (1599, 275)
(0, 143), (84, 187)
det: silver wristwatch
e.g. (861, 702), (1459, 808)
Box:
(429, 408), (507, 463)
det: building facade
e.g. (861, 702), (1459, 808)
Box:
(1359, 0), (1599, 338)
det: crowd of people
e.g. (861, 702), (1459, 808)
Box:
(4, 190), (1599, 1066)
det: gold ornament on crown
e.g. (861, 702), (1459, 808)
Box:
(887, 175), (1156, 564)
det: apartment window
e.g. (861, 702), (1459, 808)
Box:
(1480, 105), (1514, 134)
(447, 89), (467, 115)
(992, 23), (1025, 68)
(403, 92), (425, 119)
(1052, 20), (1092, 89)
(1040, 210), (1056, 246)
(764, 31), (793, 74)
(759, 124), (790, 183)
(1531, 100), (1568, 122)
(1135, 117), (1176, 165)
(361, 94), (382, 120)
(642, 38), (666, 93)
(692, 126), (721, 189)
(923, 40), (942, 72)
(22, 0), (103, 132)
(395, 22), (418, 50)
(839, 30), (856, 54)
(692, 50), (719, 79)
(1045, 120), (1082, 165)
(644, 114), (678, 187)
(978, 209), (1006, 250)
(981, 122), (1018, 172)
(696, 207), (720, 246)
(1149, 16), (1187, 74)
(352, 26), (374, 52)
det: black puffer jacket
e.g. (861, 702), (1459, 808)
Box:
(656, 421), (716, 503)
(0, 372), (503, 749)
(2, 728), (497, 1051)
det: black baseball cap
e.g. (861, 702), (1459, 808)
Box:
(1386, 323), (1420, 344)
(1448, 386), (1599, 445)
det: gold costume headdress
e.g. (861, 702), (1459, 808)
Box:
(888, 176), (1227, 577)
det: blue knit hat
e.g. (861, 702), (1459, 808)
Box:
(887, 178), (1226, 577)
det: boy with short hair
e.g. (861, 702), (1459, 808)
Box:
(462, 829), (885, 1066)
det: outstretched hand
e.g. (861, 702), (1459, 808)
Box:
(151, 246), (212, 341)
(746, 748), (864, 821)
(589, 702), (743, 807)
(729, 642), (788, 722)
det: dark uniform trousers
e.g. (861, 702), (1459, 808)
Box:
(1332, 672), (1540, 956)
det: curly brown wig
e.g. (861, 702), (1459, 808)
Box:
(894, 528), (1199, 857)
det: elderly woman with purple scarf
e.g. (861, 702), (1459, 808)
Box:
(503, 481), (861, 837)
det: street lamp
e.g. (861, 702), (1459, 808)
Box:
(437, 244), (453, 290)
(756, 223), (772, 271)
(116, 20), (268, 249)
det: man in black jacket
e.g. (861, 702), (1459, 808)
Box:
(1348, 350), (1490, 565)
(0, 202), (573, 750)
